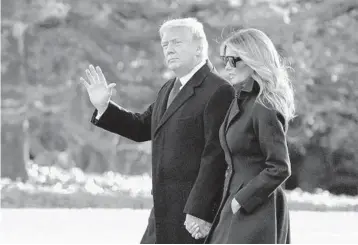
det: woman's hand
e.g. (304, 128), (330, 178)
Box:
(231, 197), (241, 214)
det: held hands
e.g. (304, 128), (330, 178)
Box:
(184, 214), (212, 240)
(80, 65), (116, 114)
(185, 200), (241, 240)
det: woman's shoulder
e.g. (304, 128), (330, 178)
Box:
(252, 101), (286, 127)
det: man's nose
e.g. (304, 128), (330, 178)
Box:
(166, 43), (175, 55)
(166, 49), (175, 56)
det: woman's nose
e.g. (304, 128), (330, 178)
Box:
(225, 63), (232, 71)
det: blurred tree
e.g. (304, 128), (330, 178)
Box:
(1, 0), (358, 194)
(1, 18), (30, 181)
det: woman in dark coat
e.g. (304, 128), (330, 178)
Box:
(191, 28), (295, 243)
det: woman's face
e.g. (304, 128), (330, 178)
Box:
(223, 45), (254, 84)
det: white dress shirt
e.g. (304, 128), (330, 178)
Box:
(177, 59), (206, 90)
(96, 60), (206, 119)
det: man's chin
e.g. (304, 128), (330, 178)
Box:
(167, 63), (180, 71)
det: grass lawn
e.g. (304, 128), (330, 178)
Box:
(1, 209), (357, 244)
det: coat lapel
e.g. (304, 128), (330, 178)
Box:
(220, 100), (235, 152)
(225, 77), (256, 133)
(156, 78), (175, 123)
(225, 98), (240, 133)
(154, 60), (214, 137)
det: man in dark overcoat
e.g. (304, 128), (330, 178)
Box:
(80, 17), (235, 243)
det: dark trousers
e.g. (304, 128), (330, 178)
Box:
(140, 208), (156, 244)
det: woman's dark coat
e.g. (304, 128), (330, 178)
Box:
(206, 78), (291, 244)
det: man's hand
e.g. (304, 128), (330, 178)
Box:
(184, 214), (212, 239)
(231, 197), (241, 214)
(80, 64), (116, 114)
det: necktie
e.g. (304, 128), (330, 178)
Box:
(167, 78), (182, 109)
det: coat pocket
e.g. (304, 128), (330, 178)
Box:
(229, 182), (244, 215)
(176, 115), (198, 121)
(229, 180), (244, 195)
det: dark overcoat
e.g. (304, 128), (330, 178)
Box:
(206, 78), (291, 244)
(91, 61), (235, 244)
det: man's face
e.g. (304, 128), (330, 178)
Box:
(161, 27), (199, 73)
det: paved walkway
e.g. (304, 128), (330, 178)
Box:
(1, 209), (357, 244)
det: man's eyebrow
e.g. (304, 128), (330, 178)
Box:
(162, 37), (180, 44)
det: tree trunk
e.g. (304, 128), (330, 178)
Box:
(1, 21), (29, 181)
(1, 120), (29, 181)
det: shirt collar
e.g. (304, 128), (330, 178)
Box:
(236, 77), (260, 99)
(240, 76), (255, 92)
(178, 60), (206, 89)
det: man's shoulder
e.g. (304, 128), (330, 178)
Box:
(204, 72), (231, 88)
(206, 71), (229, 84)
(157, 77), (175, 93)
(202, 72), (234, 95)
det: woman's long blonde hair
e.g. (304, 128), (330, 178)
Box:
(222, 28), (295, 121)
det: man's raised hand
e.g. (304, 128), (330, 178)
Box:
(80, 65), (116, 114)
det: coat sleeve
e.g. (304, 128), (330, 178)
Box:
(183, 83), (235, 222)
(91, 101), (153, 142)
(234, 104), (291, 213)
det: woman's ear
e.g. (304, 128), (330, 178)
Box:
(220, 44), (226, 57)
